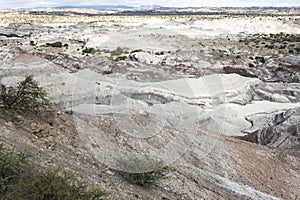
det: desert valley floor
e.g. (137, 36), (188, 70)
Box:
(0, 8), (299, 199)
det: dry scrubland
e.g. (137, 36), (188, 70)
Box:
(0, 9), (300, 199)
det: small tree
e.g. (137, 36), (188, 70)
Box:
(0, 76), (55, 121)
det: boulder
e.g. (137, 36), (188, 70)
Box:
(129, 52), (165, 65)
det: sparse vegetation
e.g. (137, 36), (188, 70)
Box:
(110, 47), (123, 56)
(30, 41), (36, 46)
(82, 47), (96, 54)
(114, 55), (127, 61)
(45, 41), (63, 48)
(116, 156), (169, 187)
(239, 33), (300, 54)
(254, 55), (265, 63)
(155, 51), (165, 55)
(0, 76), (55, 121)
(0, 144), (106, 200)
(130, 49), (143, 54)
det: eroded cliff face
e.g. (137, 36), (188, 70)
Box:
(0, 10), (299, 199)
(242, 107), (300, 150)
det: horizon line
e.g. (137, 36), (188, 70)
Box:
(1, 5), (300, 10)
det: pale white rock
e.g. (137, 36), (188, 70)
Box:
(130, 52), (166, 65)
(1, 71), (263, 110)
(199, 101), (300, 137)
(216, 176), (281, 200)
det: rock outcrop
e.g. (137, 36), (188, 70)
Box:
(242, 107), (300, 150)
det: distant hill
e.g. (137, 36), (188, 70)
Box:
(138, 5), (163, 9)
(19, 5), (299, 11)
(54, 5), (135, 10)
(53, 5), (168, 10)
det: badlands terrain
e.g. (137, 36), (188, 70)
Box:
(0, 8), (300, 199)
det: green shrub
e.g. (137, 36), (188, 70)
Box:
(114, 56), (127, 61)
(130, 49), (143, 54)
(155, 51), (164, 55)
(16, 169), (105, 200)
(82, 47), (96, 54)
(0, 144), (29, 198)
(45, 42), (63, 48)
(30, 41), (36, 46)
(0, 76), (55, 121)
(254, 56), (265, 63)
(116, 155), (169, 187)
(0, 144), (105, 200)
(110, 47), (123, 56)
